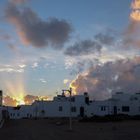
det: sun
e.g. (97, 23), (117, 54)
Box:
(15, 94), (25, 106)
(16, 98), (25, 106)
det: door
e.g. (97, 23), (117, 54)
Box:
(113, 106), (117, 115)
(80, 106), (85, 117)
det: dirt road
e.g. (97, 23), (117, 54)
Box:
(0, 119), (140, 140)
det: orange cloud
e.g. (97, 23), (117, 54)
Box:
(3, 96), (17, 107)
(3, 94), (49, 106)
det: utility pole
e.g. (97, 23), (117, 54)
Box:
(62, 88), (72, 130)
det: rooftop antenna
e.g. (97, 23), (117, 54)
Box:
(62, 90), (65, 96)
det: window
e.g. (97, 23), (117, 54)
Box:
(138, 107), (140, 112)
(85, 97), (89, 105)
(27, 113), (31, 117)
(17, 113), (20, 117)
(59, 106), (63, 111)
(134, 97), (138, 100)
(71, 107), (76, 112)
(41, 110), (45, 114)
(101, 106), (106, 111)
(122, 106), (130, 112)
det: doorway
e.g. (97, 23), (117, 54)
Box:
(80, 106), (85, 117)
(113, 106), (117, 115)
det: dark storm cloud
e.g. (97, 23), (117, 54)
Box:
(5, 4), (72, 48)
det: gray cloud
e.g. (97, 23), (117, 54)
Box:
(5, 4), (72, 48)
(71, 57), (140, 100)
(64, 30), (116, 56)
(10, 0), (28, 4)
(94, 33), (115, 45)
(64, 40), (102, 56)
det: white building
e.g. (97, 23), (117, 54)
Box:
(88, 92), (140, 116)
(7, 105), (34, 119)
(4, 92), (90, 119)
(2, 91), (140, 119)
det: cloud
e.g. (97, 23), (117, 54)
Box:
(64, 57), (77, 70)
(31, 62), (38, 68)
(0, 30), (19, 51)
(24, 95), (49, 105)
(7, 43), (18, 51)
(3, 96), (17, 106)
(64, 40), (102, 56)
(19, 64), (26, 68)
(5, 3), (72, 48)
(3, 94), (49, 106)
(64, 29), (116, 57)
(123, 0), (140, 48)
(0, 68), (24, 73)
(0, 34), (11, 41)
(70, 57), (140, 100)
(0, 64), (26, 73)
(63, 79), (70, 84)
(24, 95), (39, 105)
(124, 21), (140, 48)
(39, 78), (47, 83)
(10, 0), (28, 5)
(94, 32), (115, 45)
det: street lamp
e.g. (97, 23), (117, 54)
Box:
(62, 88), (72, 130)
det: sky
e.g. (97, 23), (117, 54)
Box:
(0, 0), (140, 106)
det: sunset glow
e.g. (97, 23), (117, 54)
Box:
(130, 0), (140, 21)
(16, 97), (25, 106)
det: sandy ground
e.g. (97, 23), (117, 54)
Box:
(0, 119), (140, 140)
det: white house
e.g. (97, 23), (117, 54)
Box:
(7, 105), (34, 119)
(1, 92), (89, 119)
(88, 92), (140, 116)
(30, 92), (90, 118)
(2, 91), (140, 119)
